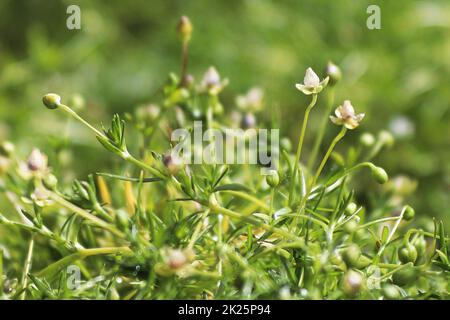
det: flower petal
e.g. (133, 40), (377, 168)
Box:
(304, 68), (320, 87)
(330, 116), (343, 125)
(295, 84), (314, 95)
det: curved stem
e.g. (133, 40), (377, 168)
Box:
(307, 87), (335, 170)
(49, 192), (125, 239)
(208, 203), (300, 241)
(218, 190), (269, 212)
(311, 126), (347, 187)
(288, 94), (318, 206)
(292, 126), (347, 228)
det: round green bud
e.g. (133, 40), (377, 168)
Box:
(398, 243), (418, 264)
(266, 170), (280, 188)
(43, 173), (58, 190)
(379, 130), (394, 148)
(371, 165), (388, 184)
(280, 137), (292, 152)
(414, 235), (427, 258)
(177, 16), (193, 44)
(0, 141), (14, 157)
(392, 265), (417, 286)
(324, 61), (342, 86)
(342, 270), (364, 296)
(345, 202), (358, 215)
(402, 205), (415, 221)
(382, 284), (401, 300)
(359, 132), (375, 147)
(342, 244), (361, 268)
(42, 93), (61, 109)
(343, 218), (359, 234)
(68, 93), (85, 112)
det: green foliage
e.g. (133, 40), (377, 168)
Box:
(0, 3), (449, 300)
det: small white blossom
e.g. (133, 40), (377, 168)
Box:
(330, 100), (365, 129)
(236, 87), (264, 112)
(200, 66), (228, 95)
(295, 67), (329, 95)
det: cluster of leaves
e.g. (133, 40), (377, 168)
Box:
(0, 17), (449, 300)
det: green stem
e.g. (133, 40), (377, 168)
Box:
(20, 235), (34, 300)
(311, 126), (347, 188)
(288, 94), (318, 206)
(209, 203), (300, 241)
(218, 190), (269, 212)
(49, 192), (125, 239)
(374, 206), (408, 263)
(292, 126), (347, 228)
(307, 87), (335, 171)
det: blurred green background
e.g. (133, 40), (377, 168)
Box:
(0, 0), (449, 224)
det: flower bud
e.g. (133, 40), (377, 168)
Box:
(345, 202), (358, 215)
(163, 153), (184, 175)
(177, 16), (193, 44)
(42, 93), (61, 109)
(342, 244), (361, 268)
(266, 170), (280, 188)
(324, 61), (342, 86)
(43, 173), (58, 190)
(343, 220), (358, 234)
(402, 205), (415, 221)
(413, 235), (427, 259)
(27, 148), (48, 172)
(280, 137), (292, 152)
(167, 249), (187, 270)
(342, 270), (364, 296)
(392, 265), (417, 286)
(370, 165), (388, 184)
(0, 141), (15, 157)
(378, 130), (394, 148)
(398, 243), (418, 264)
(359, 132), (375, 147)
(382, 284), (401, 300)
(0, 156), (10, 175)
(241, 112), (256, 129)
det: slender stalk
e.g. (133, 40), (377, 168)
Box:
(20, 235), (34, 300)
(209, 204), (300, 241)
(374, 206), (407, 263)
(292, 126), (347, 228)
(311, 126), (347, 188)
(288, 94), (318, 206)
(307, 87), (335, 170)
(49, 192), (125, 238)
(219, 190), (269, 212)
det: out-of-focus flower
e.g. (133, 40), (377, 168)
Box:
(27, 148), (48, 173)
(0, 156), (10, 175)
(200, 66), (228, 95)
(236, 87), (264, 113)
(324, 61), (342, 86)
(177, 15), (193, 44)
(342, 270), (365, 296)
(389, 116), (415, 139)
(330, 100), (365, 129)
(295, 67), (329, 95)
(378, 130), (395, 147)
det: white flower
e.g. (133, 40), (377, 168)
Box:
(330, 100), (365, 129)
(200, 66), (228, 95)
(295, 67), (329, 95)
(236, 87), (264, 112)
